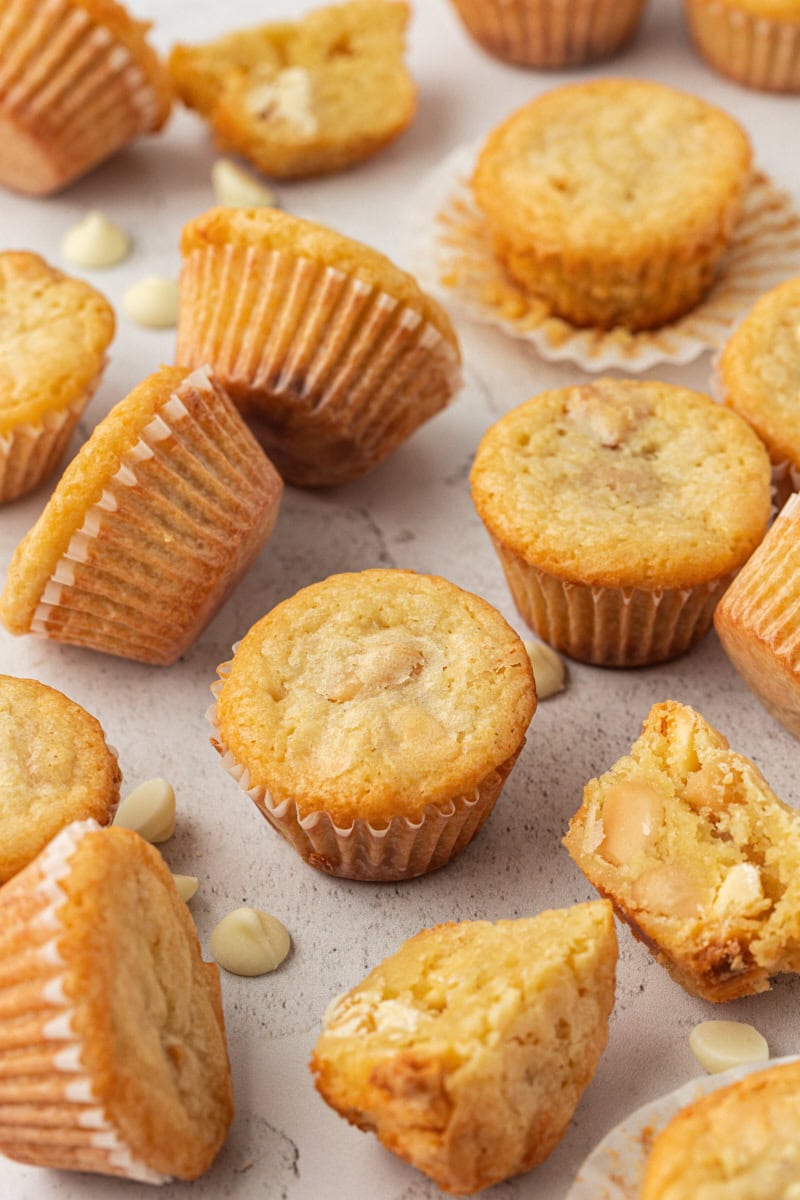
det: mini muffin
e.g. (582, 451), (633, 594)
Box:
(0, 0), (172, 196)
(210, 569), (536, 882)
(0, 252), (114, 503)
(177, 208), (461, 487)
(471, 79), (752, 331)
(684, 0), (800, 93)
(448, 0), (646, 67)
(470, 379), (771, 667)
(0, 365), (283, 666)
(0, 675), (121, 883)
(311, 902), (617, 1195)
(717, 275), (800, 507)
(564, 701), (800, 1002)
(169, 0), (415, 179)
(640, 1059), (800, 1198)
(0, 820), (233, 1180)
(715, 492), (800, 739)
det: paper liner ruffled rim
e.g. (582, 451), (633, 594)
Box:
(567, 1054), (800, 1199)
(408, 144), (800, 372)
(207, 660), (514, 881)
(0, 819), (168, 1184)
(448, 0), (646, 66)
(0, 378), (100, 504)
(684, 0), (800, 92)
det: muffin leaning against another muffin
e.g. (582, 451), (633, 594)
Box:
(0, 820), (234, 1181)
(177, 207), (462, 487)
(0, 0), (172, 196)
(0, 364), (283, 666)
(0, 252), (114, 503)
(471, 79), (752, 330)
(311, 902), (617, 1195)
(470, 379), (771, 667)
(684, 0), (800, 93)
(209, 569), (536, 881)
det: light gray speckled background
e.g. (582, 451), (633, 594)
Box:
(1, 1), (799, 1198)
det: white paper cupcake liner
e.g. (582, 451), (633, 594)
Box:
(408, 144), (800, 372)
(449, 0), (645, 66)
(0, 820), (167, 1183)
(0, 389), (92, 504)
(684, 0), (800, 92)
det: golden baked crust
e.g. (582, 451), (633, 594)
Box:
(640, 1060), (800, 1198)
(564, 701), (800, 1002)
(214, 568), (535, 827)
(471, 79), (752, 329)
(718, 275), (800, 478)
(0, 251), (114, 433)
(0, 675), (120, 883)
(169, 0), (415, 178)
(470, 379), (771, 591)
(311, 903), (616, 1195)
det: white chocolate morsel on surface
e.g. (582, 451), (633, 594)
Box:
(122, 276), (179, 328)
(61, 210), (130, 268)
(212, 158), (277, 208)
(523, 639), (566, 700)
(689, 1020), (769, 1075)
(172, 873), (199, 902)
(211, 908), (291, 977)
(113, 778), (176, 843)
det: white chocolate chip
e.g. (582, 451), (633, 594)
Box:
(172, 874), (198, 902)
(712, 863), (764, 916)
(114, 778), (176, 843)
(62, 210), (130, 268)
(244, 67), (318, 137)
(211, 908), (291, 976)
(523, 639), (566, 700)
(212, 158), (277, 208)
(689, 1020), (769, 1075)
(123, 276), (179, 328)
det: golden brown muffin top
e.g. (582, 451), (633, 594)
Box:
(0, 675), (120, 883)
(719, 275), (800, 471)
(472, 79), (751, 261)
(0, 252), (115, 433)
(214, 569), (535, 826)
(470, 379), (771, 590)
(640, 1060), (800, 1199)
(72, 0), (173, 128)
(180, 207), (458, 348)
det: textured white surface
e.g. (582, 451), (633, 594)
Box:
(0, 1), (799, 1197)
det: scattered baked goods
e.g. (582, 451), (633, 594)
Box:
(564, 701), (800, 1002)
(0, 365), (283, 666)
(169, 0), (416, 179)
(471, 79), (752, 330)
(311, 902), (617, 1195)
(177, 207), (461, 487)
(639, 1059), (800, 1198)
(717, 274), (800, 508)
(0, 0), (172, 196)
(448, 0), (646, 67)
(684, 0), (800, 92)
(0, 820), (233, 1181)
(0, 674), (121, 883)
(210, 568), (536, 881)
(470, 379), (771, 667)
(715, 493), (800, 739)
(0, 252), (114, 504)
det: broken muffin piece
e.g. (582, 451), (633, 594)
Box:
(169, 0), (416, 178)
(310, 903), (616, 1195)
(564, 700), (800, 1002)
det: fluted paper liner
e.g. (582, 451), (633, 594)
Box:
(0, 387), (93, 504)
(0, 0), (166, 194)
(177, 245), (462, 487)
(715, 493), (800, 739)
(26, 366), (282, 665)
(449, 0), (645, 67)
(410, 145), (800, 372)
(207, 666), (519, 882)
(495, 540), (733, 667)
(685, 0), (800, 93)
(0, 820), (167, 1183)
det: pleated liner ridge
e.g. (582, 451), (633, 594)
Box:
(28, 367), (282, 666)
(0, 391), (92, 504)
(176, 245), (462, 487)
(449, 0), (645, 67)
